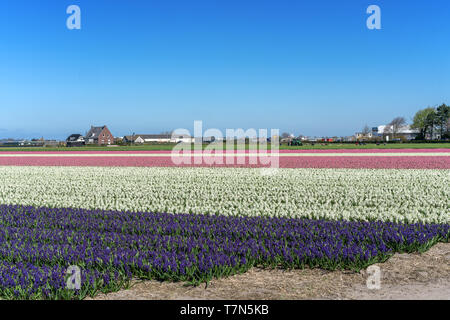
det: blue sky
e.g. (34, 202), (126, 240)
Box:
(0, 0), (449, 139)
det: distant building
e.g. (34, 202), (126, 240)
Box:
(124, 134), (197, 144)
(123, 134), (171, 144)
(85, 126), (114, 145)
(202, 136), (216, 143)
(355, 132), (374, 139)
(140, 134), (171, 143)
(343, 136), (356, 142)
(377, 125), (419, 141)
(355, 125), (418, 141)
(172, 134), (196, 143)
(66, 134), (85, 147)
(0, 139), (22, 147)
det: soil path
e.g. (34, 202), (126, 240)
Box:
(89, 243), (450, 300)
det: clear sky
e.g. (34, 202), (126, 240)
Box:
(0, 0), (449, 139)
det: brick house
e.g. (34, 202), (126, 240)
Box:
(85, 125), (114, 145)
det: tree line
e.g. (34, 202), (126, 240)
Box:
(361, 103), (449, 141)
(411, 104), (450, 140)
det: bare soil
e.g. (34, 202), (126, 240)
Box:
(89, 243), (450, 300)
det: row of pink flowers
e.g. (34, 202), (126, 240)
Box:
(1, 148), (449, 154)
(0, 155), (448, 169)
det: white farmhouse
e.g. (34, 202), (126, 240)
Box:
(123, 134), (195, 144)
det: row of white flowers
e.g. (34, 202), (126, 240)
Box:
(0, 166), (448, 224)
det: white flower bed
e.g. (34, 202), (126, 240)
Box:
(0, 166), (448, 224)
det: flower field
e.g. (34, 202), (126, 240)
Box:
(0, 149), (448, 299)
(0, 166), (448, 224)
(0, 149), (449, 169)
(0, 204), (448, 299)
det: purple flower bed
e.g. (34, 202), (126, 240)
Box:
(0, 204), (448, 299)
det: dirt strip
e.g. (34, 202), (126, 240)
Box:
(89, 242), (450, 300)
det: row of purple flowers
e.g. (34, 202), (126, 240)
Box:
(0, 204), (448, 299)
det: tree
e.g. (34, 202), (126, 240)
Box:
(281, 132), (291, 139)
(425, 111), (437, 139)
(435, 104), (450, 139)
(388, 117), (406, 139)
(362, 125), (370, 136)
(411, 107), (436, 140)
